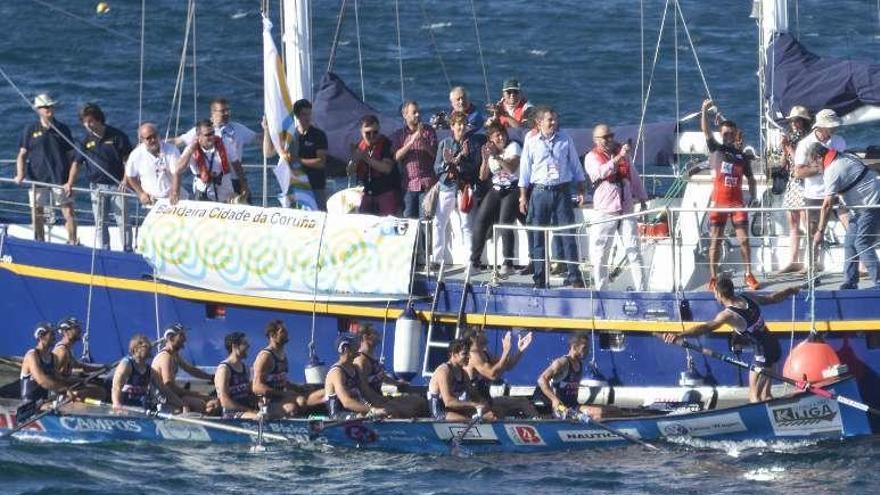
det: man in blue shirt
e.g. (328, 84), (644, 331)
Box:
(449, 86), (485, 135)
(78, 103), (133, 251)
(15, 94), (78, 244)
(518, 106), (586, 288)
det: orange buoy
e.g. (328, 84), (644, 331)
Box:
(783, 339), (841, 382)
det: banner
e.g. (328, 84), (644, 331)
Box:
(138, 200), (418, 299)
(262, 15), (316, 210)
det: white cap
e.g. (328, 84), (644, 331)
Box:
(33, 93), (57, 108)
(813, 109), (842, 129)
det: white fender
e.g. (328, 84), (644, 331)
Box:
(393, 308), (423, 382)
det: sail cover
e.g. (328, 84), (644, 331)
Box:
(767, 33), (880, 120)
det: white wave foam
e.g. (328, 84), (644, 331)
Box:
(231, 11), (248, 20)
(528, 50), (548, 57)
(743, 466), (785, 482)
(422, 22), (452, 30)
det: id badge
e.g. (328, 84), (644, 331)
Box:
(547, 162), (560, 182)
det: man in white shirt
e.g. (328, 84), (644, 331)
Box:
(125, 123), (181, 205)
(793, 108), (847, 272)
(175, 98), (257, 200)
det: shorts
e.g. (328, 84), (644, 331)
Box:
(708, 204), (748, 228)
(751, 332), (781, 368)
(29, 186), (73, 208)
(428, 393), (447, 420)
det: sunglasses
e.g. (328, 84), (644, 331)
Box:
(504, 89), (520, 94)
(142, 134), (158, 141)
(596, 134), (614, 140)
(363, 130), (379, 136)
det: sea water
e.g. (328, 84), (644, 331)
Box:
(1, 1), (879, 493)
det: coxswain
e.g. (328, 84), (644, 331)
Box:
(427, 338), (495, 421)
(111, 334), (183, 413)
(252, 320), (323, 417)
(463, 327), (537, 418)
(52, 317), (105, 400)
(324, 334), (387, 419)
(663, 277), (799, 402)
(20, 323), (68, 404)
(151, 324), (217, 413)
(352, 323), (425, 417)
(215, 332), (259, 419)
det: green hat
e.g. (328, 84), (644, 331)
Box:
(502, 79), (521, 91)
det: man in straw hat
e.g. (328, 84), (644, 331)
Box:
(14, 93), (79, 244)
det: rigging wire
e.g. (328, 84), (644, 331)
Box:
(419, 0), (451, 90)
(192, 0), (198, 125)
(634, 0), (671, 178)
(353, 0), (366, 102)
(468, 0), (491, 105)
(164, 0), (194, 141)
(640, 0), (646, 175)
(674, 1), (714, 104)
(326, 0), (348, 73)
(394, 0), (406, 102)
(674, 0), (681, 172)
(138, 0), (146, 127)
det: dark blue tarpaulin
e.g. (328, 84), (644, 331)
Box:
(767, 33), (880, 118)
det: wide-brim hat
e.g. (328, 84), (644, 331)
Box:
(785, 105), (811, 121)
(813, 108), (841, 129)
(33, 93), (57, 108)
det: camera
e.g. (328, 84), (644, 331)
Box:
(430, 111), (449, 130)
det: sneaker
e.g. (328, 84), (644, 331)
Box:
(707, 277), (717, 293)
(745, 273), (761, 290)
(839, 282), (858, 290)
(550, 262), (565, 275)
(518, 264), (534, 276)
(778, 263), (802, 274)
(499, 264), (514, 276)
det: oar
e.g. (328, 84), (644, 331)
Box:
(450, 407), (483, 456)
(669, 339), (880, 417)
(83, 399), (290, 442)
(564, 407), (663, 452)
(307, 413), (385, 440)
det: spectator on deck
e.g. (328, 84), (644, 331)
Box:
(172, 119), (235, 203)
(348, 115), (399, 216)
(700, 99), (759, 291)
(175, 98), (256, 201)
(432, 111), (480, 267)
(14, 93), (78, 244)
(449, 86), (484, 134)
(392, 100), (438, 219)
(809, 143), (880, 290)
(778, 106), (812, 274)
(125, 123), (182, 205)
(471, 123), (522, 274)
(487, 78), (532, 129)
(794, 108), (848, 273)
(518, 106), (586, 288)
(77, 103), (133, 251)
(584, 123), (648, 290)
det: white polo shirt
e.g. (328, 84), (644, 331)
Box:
(125, 142), (181, 199)
(794, 131), (847, 200)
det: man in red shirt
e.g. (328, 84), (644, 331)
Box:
(700, 99), (759, 291)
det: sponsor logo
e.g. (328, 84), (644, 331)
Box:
(344, 424), (378, 444)
(60, 416), (142, 433)
(658, 412), (747, 438)
(767, 396), (842, 436)
(504, 424), (545, 446)
(432, 423), (498, 442)
(0, 412), (44, 432)
(155, 420), (210, 441)
(558, 428), (642, 443)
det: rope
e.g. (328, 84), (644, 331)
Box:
(633, 0), (670, 178)
(380, 300), (391, 365)
(138, 0), (146, 127)
(468, 0), (491, 105)
(164, 0), (194, 141)
(83, 200), (101, 360)
(674, 0), (714, 103)
(673, 1), (681, 172)
(191, 0), (198, 125)
(394, 0), (405, 102)
(153, 266), (161, 342)
(0, 65), (120, 186)
(639, 0), (646, 175)
(353, 0), (366, 102)
(789, 292), (796, 353)
(309, 217), (330, 358)
(419, 0), (451, 90)
(326, 0), (348, 73)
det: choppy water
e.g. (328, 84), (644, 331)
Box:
(1, 0), (880, 493)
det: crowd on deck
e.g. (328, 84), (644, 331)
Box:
(12, 79), (880, 290)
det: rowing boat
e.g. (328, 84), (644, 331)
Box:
(0, 376), (869, 454)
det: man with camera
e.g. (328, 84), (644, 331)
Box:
(584, 123), (648, 290)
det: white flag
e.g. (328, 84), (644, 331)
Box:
(263, 15), (317, 210)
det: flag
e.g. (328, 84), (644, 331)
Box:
(262, 15), (317, 210)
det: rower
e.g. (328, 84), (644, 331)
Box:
(324, 334), (387, 419)
(52, 317), (105, 400)
(151, 324), (217, 413)
(352, 323), (426, 417)
(536, 332), (603, 419)
(663, 276), (799, 402)
(427, 338), (495, 421)
(252, 320), (323, 417)
(215, 332), (259, 419)
(111, 334), (183, 413)
(20, 322), (68, 404)
(463, 327), (537, 418)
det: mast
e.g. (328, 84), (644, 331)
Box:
(752, 0), (788, 166)
(282, 0), (313, 102)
